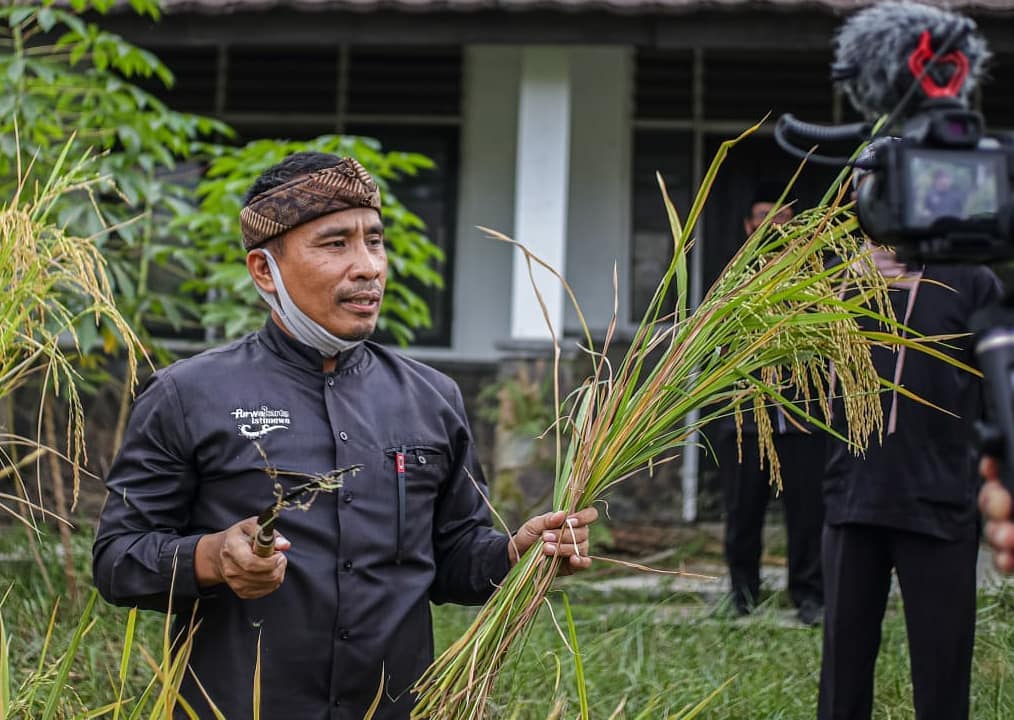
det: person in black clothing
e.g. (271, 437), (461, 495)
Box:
(718, 181), (826, 626)
(92, 153), (597, 719)
(818, 161), (1002, 720)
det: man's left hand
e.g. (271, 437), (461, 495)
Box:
(509, 507), (599, 575)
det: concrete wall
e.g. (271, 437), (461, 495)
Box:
(564, 47), (634, 338)
(446, 46), (521, 362)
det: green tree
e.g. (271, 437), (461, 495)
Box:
(0, 0), (229, 358)
(1, 0), (446, 452)
(1, 1), (445, 354)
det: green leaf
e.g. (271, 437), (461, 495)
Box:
(9, 7), (35, 25)
(74, 316), (101, 354)
(53, 11), (86, 35)
(37, 7), (56, 30)
(92, 46), (108, 71)
(69, 42), (87, 66)
(6, 59), (24, 84)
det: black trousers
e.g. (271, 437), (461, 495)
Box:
(818, 523), (978, 720)
(720, 429), (825, 611)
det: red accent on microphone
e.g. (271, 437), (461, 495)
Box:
(907, 30), (970, 99)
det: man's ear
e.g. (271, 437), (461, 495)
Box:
(246, 250), (277, 294)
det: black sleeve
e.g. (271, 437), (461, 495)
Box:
(429, 383), (511, 606)
(974, 265), (1004, 311)
(92, 372), (206, 612)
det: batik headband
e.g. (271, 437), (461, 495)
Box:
(240, 157), (382, 250)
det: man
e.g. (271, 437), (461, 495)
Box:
(717, 181), (826, 626)
(93, 152), (597, 719)
(817, 155), (1002, 720)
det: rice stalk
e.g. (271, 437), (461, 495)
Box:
(668, 677), (735, 719)
(0, 130), (144, 523)
(113, 608), (138, 720)
(413, 122), (896, 717)
(561, 594), (588, 720)
(40, 591), (97, 720)
(414, 123), (965, 718)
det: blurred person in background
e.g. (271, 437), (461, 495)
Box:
(718, 180), (826, 627)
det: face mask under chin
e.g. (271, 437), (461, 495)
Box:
(253, 247), (366, 358)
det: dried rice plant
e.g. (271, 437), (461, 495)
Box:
(0, 131), (143, 524)
(413, 123), (974, 719)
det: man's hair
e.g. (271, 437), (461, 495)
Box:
(243, 151), (344, 206)
(746, 180), (788, 218)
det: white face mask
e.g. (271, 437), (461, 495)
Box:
(253, 247), (364, 358)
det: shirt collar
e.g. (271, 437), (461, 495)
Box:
(259, 317), (368, 374)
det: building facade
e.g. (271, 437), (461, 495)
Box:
(106, 0), (1014, 523)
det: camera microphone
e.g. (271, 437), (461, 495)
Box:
(832, 1), (990, 122)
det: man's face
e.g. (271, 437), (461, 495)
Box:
(254, 207), (387, 341)
(744, 202), (794, 236)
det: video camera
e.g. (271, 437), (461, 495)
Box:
(851, 101), (1013, 264)
(772, 1), (1014, 490)
(775, 2), (1014, 265)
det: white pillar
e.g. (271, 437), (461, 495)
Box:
(564, 47), (632, 337)
(510, 47), (572, 341)
(683, 47), (706, 524)
(452, 46), (521, 360)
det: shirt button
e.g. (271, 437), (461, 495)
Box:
(339, 628), (350, 641)
(344, 492), (353, 503)
(344, 560), (353, 570)
(339, 431), (348, 441)
(333, 698), (341, 708)
(327, 377), (335, 387)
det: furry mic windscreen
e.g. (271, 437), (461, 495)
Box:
(833, 1), (991, 120)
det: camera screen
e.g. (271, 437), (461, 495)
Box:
(903, 149), (1006, 230)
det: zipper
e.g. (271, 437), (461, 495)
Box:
(395, 447), (406, 565)
(384, 445), (441, 565)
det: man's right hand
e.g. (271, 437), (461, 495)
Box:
(195, 517), (291, 599)
(979, 456), (1014, 574)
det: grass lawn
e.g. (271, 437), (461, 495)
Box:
(3, 527), (1014, 718)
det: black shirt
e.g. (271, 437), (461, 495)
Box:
(93, 319), (511, 719)
(824, 264), (1002, 540)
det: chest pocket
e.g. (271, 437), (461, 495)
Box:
(384, 445), (448, 563)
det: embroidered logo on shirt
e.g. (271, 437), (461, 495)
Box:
(231, 406), (291, 439)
